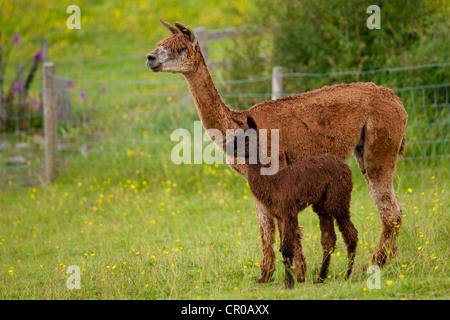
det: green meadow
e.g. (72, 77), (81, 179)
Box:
(1, 99), (448, 299)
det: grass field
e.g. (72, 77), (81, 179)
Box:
(0, 98), (448, 299)
(0, 159), (448, 299)
(1, 0), (449, 300)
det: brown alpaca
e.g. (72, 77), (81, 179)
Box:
(225, 115), (358, 288)
(146, 21), (408, 282)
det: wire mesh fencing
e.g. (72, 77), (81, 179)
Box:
(0, 59), (448, 190)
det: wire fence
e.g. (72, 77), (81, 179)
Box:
(0, 58), (448, 189)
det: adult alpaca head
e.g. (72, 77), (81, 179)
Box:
(145, 20), (233, 144)
(146, 20), (202, 74)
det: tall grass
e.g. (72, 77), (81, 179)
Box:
(0, 155), (448, 299)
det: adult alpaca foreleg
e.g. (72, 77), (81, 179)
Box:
(254, 198), (277, 283)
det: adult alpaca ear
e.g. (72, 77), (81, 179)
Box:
(247, 116), (258, 130)
(160, 19), (179, 35)
(230, 116), (244, 127)
(174, 22), (198, 46)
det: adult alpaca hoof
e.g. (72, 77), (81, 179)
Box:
(371, 251), (388, 267)
(372, 243), (399, 267)
(255, 271), (274, 284)
(255, 277), (271, 284)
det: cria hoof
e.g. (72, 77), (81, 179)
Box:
(285, 281), (295, 289)
(314, 280), (325, 284)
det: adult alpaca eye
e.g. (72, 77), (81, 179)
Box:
(176, 47), (186, 55)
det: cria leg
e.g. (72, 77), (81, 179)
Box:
(293, 226), (307, 282)
(316, 215), (336, 283)
(280, 214), (299, 289)
(334, 215), (358, 279)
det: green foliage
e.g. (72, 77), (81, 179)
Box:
(218, 31), (272, 110)
(224, 0), (449, 93)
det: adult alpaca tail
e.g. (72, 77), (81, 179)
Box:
(398, 135), (406, 156)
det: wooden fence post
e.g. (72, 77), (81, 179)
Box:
(272, 66), (283, 100)
(43, 62), (57, 182)
(194, 27), (208, 62)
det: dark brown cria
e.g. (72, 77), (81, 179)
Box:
(227, 116), (358, 288)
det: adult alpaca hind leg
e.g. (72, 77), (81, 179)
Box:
(367, 168), (403, 266)
(355, 152), (402, 267)
(363, 115), (406, 266)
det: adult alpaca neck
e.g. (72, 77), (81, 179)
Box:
(183, 54), (232, 135)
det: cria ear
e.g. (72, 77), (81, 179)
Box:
(160, 19), (179, 35)
(247, 116), (258, 130)
(174, 22), (197, 46)
(230, 116), (244, 127)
